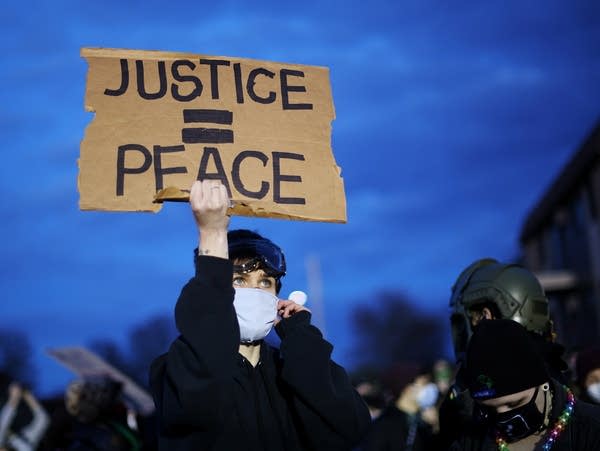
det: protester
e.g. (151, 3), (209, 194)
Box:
(149, 180), (370, 451)
(449, 259), (568, 381)
(432, 359), (453, 400)
(0, 374), (49, 451)
(353, 373), (386, 420)
(450, 319), (600, 450)
(41, 377), (141, 450)
(439, 258), (569, 448)
(575, 345), (600, 405)
(359, 362), (440, 451)
(0, 380), (21, 449)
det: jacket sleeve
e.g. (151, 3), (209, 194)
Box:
(571, 401), (600, 451)
(149, 255), (239, 433)
(275, 311), (371, 450)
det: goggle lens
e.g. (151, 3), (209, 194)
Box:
(229, 239), (286, 277)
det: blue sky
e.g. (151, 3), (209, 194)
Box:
(1, 0), (600, 396)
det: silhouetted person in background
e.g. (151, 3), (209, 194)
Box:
(575, 346), (600, 405)
(432, 359), (452, 401)
(150, 180), (370, 451)
(41, 377), (141, 451)
(359, 362), (440, 451)
(0, 373), (49, 451)
(353, 373), (387, 421)
(450, 319), (600, 450)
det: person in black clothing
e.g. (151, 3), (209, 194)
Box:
(450, 319), (600, 451)
(150, 180), (371, 451)
(353, 374), (387, 421)
(439, 259), (570, 449)
(359, 363), (439, 451)
(448, 259), (569, 382)
(43, 377), (142, 451)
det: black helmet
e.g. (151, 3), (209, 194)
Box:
(449, 258), (550, 362)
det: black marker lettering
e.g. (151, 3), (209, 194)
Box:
(136, 60), (167, 100)
(182, 128), (234, 144)
(246, 68), (276, 104)
(233, 63), (244, 104)
(272, 151), (306, 204)
(171, 60), (202, 102)
(105, 59), (129, 96)
(280, 69), (313, 110)
(199, 59), (230, 99)
(196, 147), (232, 196)
(153, 145), (188, 190)
(231, 151), (269, 199)
(116, 144), (152, 196)
(183, 109), (233, 124)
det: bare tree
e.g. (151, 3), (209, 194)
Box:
(90, 314), (177, 388)
(0, 328), (35, 389)
(89, 339), (130, 375)
(127, 314), (177, 387)
(351, 291), (448, 370)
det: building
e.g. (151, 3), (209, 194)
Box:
(520, 120), (600, 350)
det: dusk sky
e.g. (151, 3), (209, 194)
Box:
(2, 0), (600, 396)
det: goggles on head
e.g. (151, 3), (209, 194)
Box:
(229, 238), (286, 278)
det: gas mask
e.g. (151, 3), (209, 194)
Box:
(233, 288), (278, 343)
(480, 386), (546, 442)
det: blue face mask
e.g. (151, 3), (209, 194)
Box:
(416, 383), (439, 409)
(233, 288), (278, 343)
(586, 382), (600, 403)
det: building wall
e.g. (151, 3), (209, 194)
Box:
(521, 160), (600, 350)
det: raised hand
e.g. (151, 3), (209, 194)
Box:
(190, 180), (230, 259)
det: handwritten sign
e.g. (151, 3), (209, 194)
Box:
(79, 48), (346, 222)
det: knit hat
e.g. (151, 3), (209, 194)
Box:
(575, 346), (600, 388)
(465, 319), (549, 400)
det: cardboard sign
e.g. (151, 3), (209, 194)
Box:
(79, 48), (347, 223)
(47, 346), (155, 415)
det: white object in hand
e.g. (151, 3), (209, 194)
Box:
(288, 290), (308, 306)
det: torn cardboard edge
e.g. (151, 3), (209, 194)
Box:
(80, 47), (330, 72)
(79, 189), (346, 223)
(152, 186), (346, 223)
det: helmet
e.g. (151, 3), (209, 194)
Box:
(449, 258), (550, 362)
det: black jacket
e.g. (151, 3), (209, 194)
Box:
(449, 379), (600, 450)
(359, 405), (437, 451)
(150, 256), (370, 451)
(439, 338), (570, 450)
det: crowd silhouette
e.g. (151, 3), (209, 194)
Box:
(1, 259), (599, 450)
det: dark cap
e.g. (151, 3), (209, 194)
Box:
(465, 319), (549, 400)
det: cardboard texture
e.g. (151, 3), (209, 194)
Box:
(79, 48), (346, 223)
(47, 346), (155, 415)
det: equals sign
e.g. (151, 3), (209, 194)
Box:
(182, 109), (234, 144)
